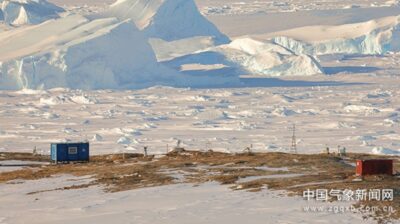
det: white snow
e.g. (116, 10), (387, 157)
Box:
(371, 146), (400, 155)
(198, 0), (400, 15)
(92, 133), (103, 142)
(0, 1), (398, 223)
(70, 95), (98, 104)
(237, 173), (305, 183)
(0, 176), (373, 224)
(117, 136), (131, 145)
(149, 36), (218, 62)
(0, 0), (399, 222)
(0, 78), (399, 155)
(344, 105), (380, 114)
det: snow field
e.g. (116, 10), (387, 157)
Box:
(0, 72), (399, 156)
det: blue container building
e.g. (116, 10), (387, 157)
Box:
(51, 142), (89, 163)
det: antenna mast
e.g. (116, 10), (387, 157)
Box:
(291, 124), (297, 153)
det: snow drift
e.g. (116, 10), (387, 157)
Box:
(371, 146), (400, 155)
(0, 0), (64, 26)
(269, 15), (400, 56)
(104, 0), (230, 44)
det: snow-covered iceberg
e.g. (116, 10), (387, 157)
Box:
(0, 15), (184, 90)
(270, 15), (400, 56)
(217, 38), (323, 76)
(0, 0), (325, 90)
(104, 0), (230, 44)
(0, 0), (64, 26)
(0, 0), (243, 90)
(160, 38), (324, 77)
(0, 7), (3, 21)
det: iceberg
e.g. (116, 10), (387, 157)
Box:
(0, 15), (182, 90)
(0, 0), (64, 25)
(270, 15), (400, 55)
(104, 0), (230, 44)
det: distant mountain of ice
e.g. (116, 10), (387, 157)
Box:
(0, 15), (188, 90)
(157, 38), (324, 77)
(0, 0), (243, 90)
(218, 38), (323, 76)
(0, 7), (3, 21)
(0, 0), (326, 90)
(0, 0), (64, 26)
(104, 0), (230, 44)
(268, 15), (400, 55)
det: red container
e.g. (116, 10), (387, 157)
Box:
(356, 159), (393, 176)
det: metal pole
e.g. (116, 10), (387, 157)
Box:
(291, 124), (297, 153)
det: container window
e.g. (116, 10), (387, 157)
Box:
(68, 147), (78, 154)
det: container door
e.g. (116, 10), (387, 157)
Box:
(80, 143), (89, 161)
(356, 161), (362, 175)
(51, 144), (57, 161)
